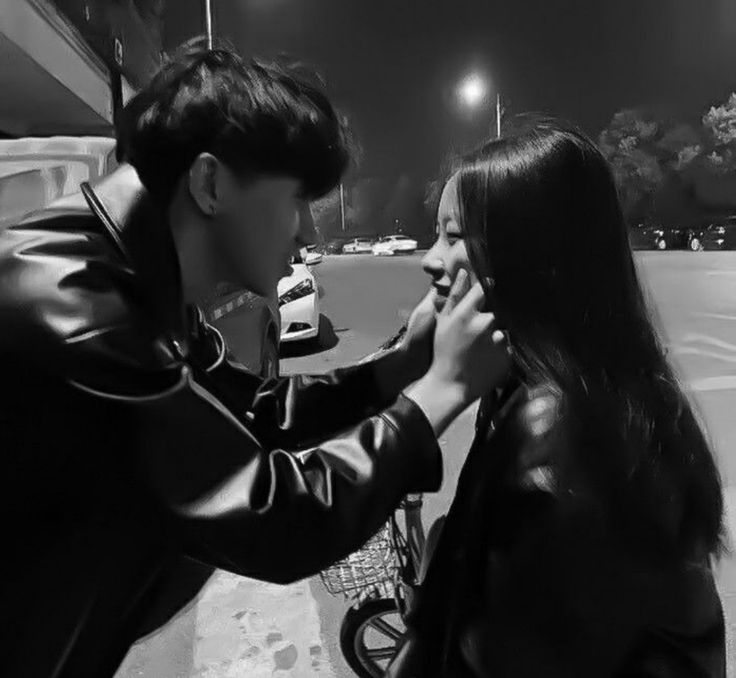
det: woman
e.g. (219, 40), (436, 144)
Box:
(389, 116), (726, 677)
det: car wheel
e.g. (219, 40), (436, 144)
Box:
(689, 237), (703, 252)
(657, 238), (667, 250)
(260, 332), (279, 379)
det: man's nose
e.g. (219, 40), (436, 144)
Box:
(296, 204), (317, 247)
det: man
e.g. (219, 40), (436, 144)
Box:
(0, 39), (508, 676)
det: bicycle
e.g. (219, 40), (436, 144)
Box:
(319, 493), (428, 677)
(319, 326), (437, 677)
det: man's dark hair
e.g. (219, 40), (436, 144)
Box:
(116, 37), (351, 202)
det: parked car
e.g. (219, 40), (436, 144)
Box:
(207, 286), (280, 378)
(278, 248), (320, 343)
(629, 222), (659, 250)
(317, 238), (348, 254)
(305, 250), (323, 265)
(629, 222), (687, 250)
(0, 135), (279, 378)
(342, 237), (375, 254)
(372, 234), (419, 256)
(682, 216), (736, 251)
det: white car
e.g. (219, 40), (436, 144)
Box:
(372, 234), (418, 256)
(305, 250), (323, 265)
(342, 237), (375, 254)
(278, 249), (320, 343)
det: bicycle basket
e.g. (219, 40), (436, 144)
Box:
(319, 521), (399, 602)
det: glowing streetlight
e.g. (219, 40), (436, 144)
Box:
(458, 73), (488, 108)
(457, 72), (502, 139)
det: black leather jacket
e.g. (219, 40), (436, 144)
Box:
(0, 167), (441, 678)
(389, 383), (725, 677)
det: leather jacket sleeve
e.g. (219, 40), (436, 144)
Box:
(131, 373), (441, 583)
(1, 214), (442, 585)
(68, 319), (442, 584)
(187, 308), (404, 450)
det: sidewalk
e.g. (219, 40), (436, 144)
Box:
(116, 574), (338, 678)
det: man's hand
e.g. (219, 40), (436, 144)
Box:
(372, 289), (438, 401)
(404, 271), (511, 436)
(396, 288), (438, 383)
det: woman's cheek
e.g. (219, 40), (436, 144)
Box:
(453, 243), (477, 285)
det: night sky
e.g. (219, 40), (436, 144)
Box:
(164, 0), (736, 179)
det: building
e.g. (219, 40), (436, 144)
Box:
(0, 0), (166, 136)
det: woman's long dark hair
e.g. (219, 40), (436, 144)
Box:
(456, 115), (723, 558)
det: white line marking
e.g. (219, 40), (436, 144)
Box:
(696, 313), (736, 322)
(688, 376), (736, 392)
(679, 334), (736, 352)
(672, 347), (736, 364)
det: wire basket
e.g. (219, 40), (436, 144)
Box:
(319, 521), (400, 603)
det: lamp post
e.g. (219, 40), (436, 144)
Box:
(495, 91), (501, 139)
(339, 183), (346, 232)
(204, 0), (214, 49)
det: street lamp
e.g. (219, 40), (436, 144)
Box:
(458, 73), (488, 108)
(204, 0), (214, 49)
(457, 72), (502, 139)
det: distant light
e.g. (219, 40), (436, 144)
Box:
(458, 73), (488, 108)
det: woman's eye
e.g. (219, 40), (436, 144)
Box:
(446, 233), (463, 245)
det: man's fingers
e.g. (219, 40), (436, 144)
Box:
(441, 269), (469, 315)
(468, 312), (496, 336)
(453, 281), (487, 317)
(421, 287), (438, 308)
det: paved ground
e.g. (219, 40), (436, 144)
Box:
(117, 251), (736, 677)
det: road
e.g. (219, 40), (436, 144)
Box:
(117, 252), (736, 677)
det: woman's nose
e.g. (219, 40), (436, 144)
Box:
(421, 246), (445, 280)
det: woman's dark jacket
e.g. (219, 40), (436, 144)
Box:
(0, 166), (442, 677)
(388, 382), (725, 677)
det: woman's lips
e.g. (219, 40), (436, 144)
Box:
(432, 283), (450, 298)
(431, 283), (450, 311)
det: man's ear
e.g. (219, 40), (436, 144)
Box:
(188, 153), (222, 217)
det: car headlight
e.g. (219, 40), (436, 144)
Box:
(279, 279), (315, 307)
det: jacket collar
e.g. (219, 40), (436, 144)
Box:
(81, 164), (187, 336)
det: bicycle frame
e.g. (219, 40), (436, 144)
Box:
(400, 493), (426, 580)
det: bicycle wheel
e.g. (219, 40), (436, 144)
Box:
(340, 598), (405, 678)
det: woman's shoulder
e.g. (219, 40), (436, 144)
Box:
(494, 381), (569, 493)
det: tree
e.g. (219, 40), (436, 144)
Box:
(701, 93), (736, 173)
(310, 189), (342, 241)
(599, 110), (703, 223)
(599, 110), (664, 221)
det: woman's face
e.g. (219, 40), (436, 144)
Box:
(422, 173), (477, 312)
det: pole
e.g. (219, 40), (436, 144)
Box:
(495, 91), (501, 138)
(204, 0), (214, 49)
(339, 183), (346, 232)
